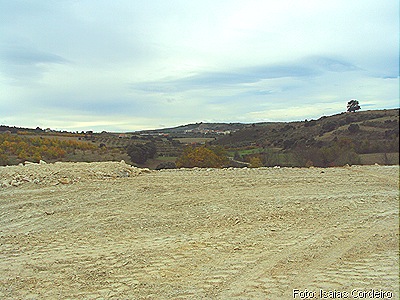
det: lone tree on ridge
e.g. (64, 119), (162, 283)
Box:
(347, 99), (361, 112)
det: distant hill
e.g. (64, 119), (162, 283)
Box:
(134, 122), (247, 135)
(137, 109), (399, 140)
(208, 108), (399, 166)
(213, 109), (399, 149)
(132, 108), (399, 167)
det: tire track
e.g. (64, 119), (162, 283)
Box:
(217, 214), (397, 299)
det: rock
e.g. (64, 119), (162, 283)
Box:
(21, 177), (31, 182)
(58, 178), (71, 185)
(1, 180), (10, 188)
(11, 180), (22, 187)
(118, 170), (131, 177)
(24, 161), (36, 165)
(39, 160), (47, 164)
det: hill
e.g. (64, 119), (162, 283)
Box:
(213, 109), (399, 148)
(0, 108), (398, 168)
(134, 122), (247, 136)
(211, 109), (399, 167)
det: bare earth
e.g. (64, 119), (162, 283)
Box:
(0, 162), (398, 299)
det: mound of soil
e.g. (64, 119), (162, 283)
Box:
(0, 160), (147, 187)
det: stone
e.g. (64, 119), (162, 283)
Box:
(11, 180), (22, 187)
(58, 178), (71, 184)
(1, 180), (10, 188)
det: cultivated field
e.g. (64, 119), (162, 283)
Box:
(0, 162), (398, 299)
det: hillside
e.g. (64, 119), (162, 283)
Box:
(212, 109), (399, 167)
(1, 109), (398, 168)
(134, 122), (247, 136)
(214, 109), (399, 148)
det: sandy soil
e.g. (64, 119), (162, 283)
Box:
(0, 162), (398, 299)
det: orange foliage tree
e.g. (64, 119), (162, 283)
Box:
(176, 145), (228, 168)
(0, 133), (97, 165)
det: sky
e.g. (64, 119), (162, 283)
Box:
(0, 0), (399, 132)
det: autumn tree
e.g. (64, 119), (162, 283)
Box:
(0, 133), (96, 164)
(249, 156), (263, 168)
(176, 145), (228, 168)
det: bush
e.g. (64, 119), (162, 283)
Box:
(262, 148), (281, 167)
(176, 145), (228, 168)
(291, 141), (360, 167)
(249, 156), (263, 168)
(304, 120), (317, 127)
(126, 142), (156, 164)
(322, 121), (337, 132)
(348, 124), (360, 134)
(155, 161), (176, 170)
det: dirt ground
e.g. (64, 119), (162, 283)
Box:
(0, 162), (398, 299)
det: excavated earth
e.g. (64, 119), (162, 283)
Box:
(0, 161), (398, 299)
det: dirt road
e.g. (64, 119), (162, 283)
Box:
(0, 162), (398, 299)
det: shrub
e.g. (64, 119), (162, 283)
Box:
(126, 142), (157, 164)
(348, 124), (360, 134)
(322, 121), (337, 132)
(155, 161), (176, 170)
(249, 156), (263, 168)
(176, 145), (228, 168)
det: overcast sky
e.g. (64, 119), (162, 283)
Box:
(0, 0), (398, 132)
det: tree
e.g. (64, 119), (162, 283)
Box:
(233, 151), (242, 161)
(176, 145), (228, 168)
(262, 148), (281, 167)
(126, 142), (157, 164)
(347, 99), (361, 112)
(249, 156), (263, 168)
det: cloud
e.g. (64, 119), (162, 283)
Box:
(306, 56), (360, 72)
(0, 43), (68, 81)
(2, 47), (66, 65)
(0, 0), (398, 131)
(246, 102), (346, 122)
(132, 55), (358, 94)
